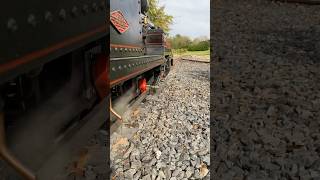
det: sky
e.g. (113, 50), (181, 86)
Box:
(158, 0), (210, 39)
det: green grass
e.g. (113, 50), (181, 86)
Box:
(173, 49), (210, 59)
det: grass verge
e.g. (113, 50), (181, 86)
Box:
(173, 49), (210, 59)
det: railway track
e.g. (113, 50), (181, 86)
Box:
(181, 57), (210, 64)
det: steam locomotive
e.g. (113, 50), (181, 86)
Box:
(110, 0), (173, 120)
(0, 0), (172, 179)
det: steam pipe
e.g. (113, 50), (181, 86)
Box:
(0, 111), (36, 180)
(109, 98), (122, 121)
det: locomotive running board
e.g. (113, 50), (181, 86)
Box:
(110, 55), (165, 87)
(36, 98), (108, 180)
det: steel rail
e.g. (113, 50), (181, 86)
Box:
(181, 58), (210, 63)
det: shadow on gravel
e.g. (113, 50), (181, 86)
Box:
(256, 29), (320, 63)
(185, 69), (210, 82)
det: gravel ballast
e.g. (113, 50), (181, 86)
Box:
(111, 59), (210, 180)
(212, 0), (320, 179)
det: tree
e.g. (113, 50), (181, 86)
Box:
(192, 36), (209, 44)
(147, 0), (173, 33)
(187, 40), (209, 51)
(169, 34), (192, 49)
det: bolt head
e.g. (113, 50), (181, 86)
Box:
(82, 4), (89, 14)
(92, 3), (98, 12)
(72, 6), (79, 17)
(28, 14), (37, 26)
(59, 9), (67, 20)
(44, 11), (53, 22)
(7, 18), (18, 32)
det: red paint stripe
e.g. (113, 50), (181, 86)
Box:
(110, 61), (163, 86)
(0, 25), (106, 74)
(110, 44), (143, 49)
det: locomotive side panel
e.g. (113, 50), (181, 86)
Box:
(145, 29), (165, 55)
(110, 0), (144, 58)
(0, 0), (107, 83)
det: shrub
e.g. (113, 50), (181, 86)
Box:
(187, 40), (209, 51)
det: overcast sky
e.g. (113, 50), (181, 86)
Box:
(158, 0), (210, 39)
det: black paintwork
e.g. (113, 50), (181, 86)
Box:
(141, 0), (149, 14)
(110, 55), (164, 84)
(109, 0), (172, 87)
(110, 0), (143, 51)
(0, 0), (107, 83)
